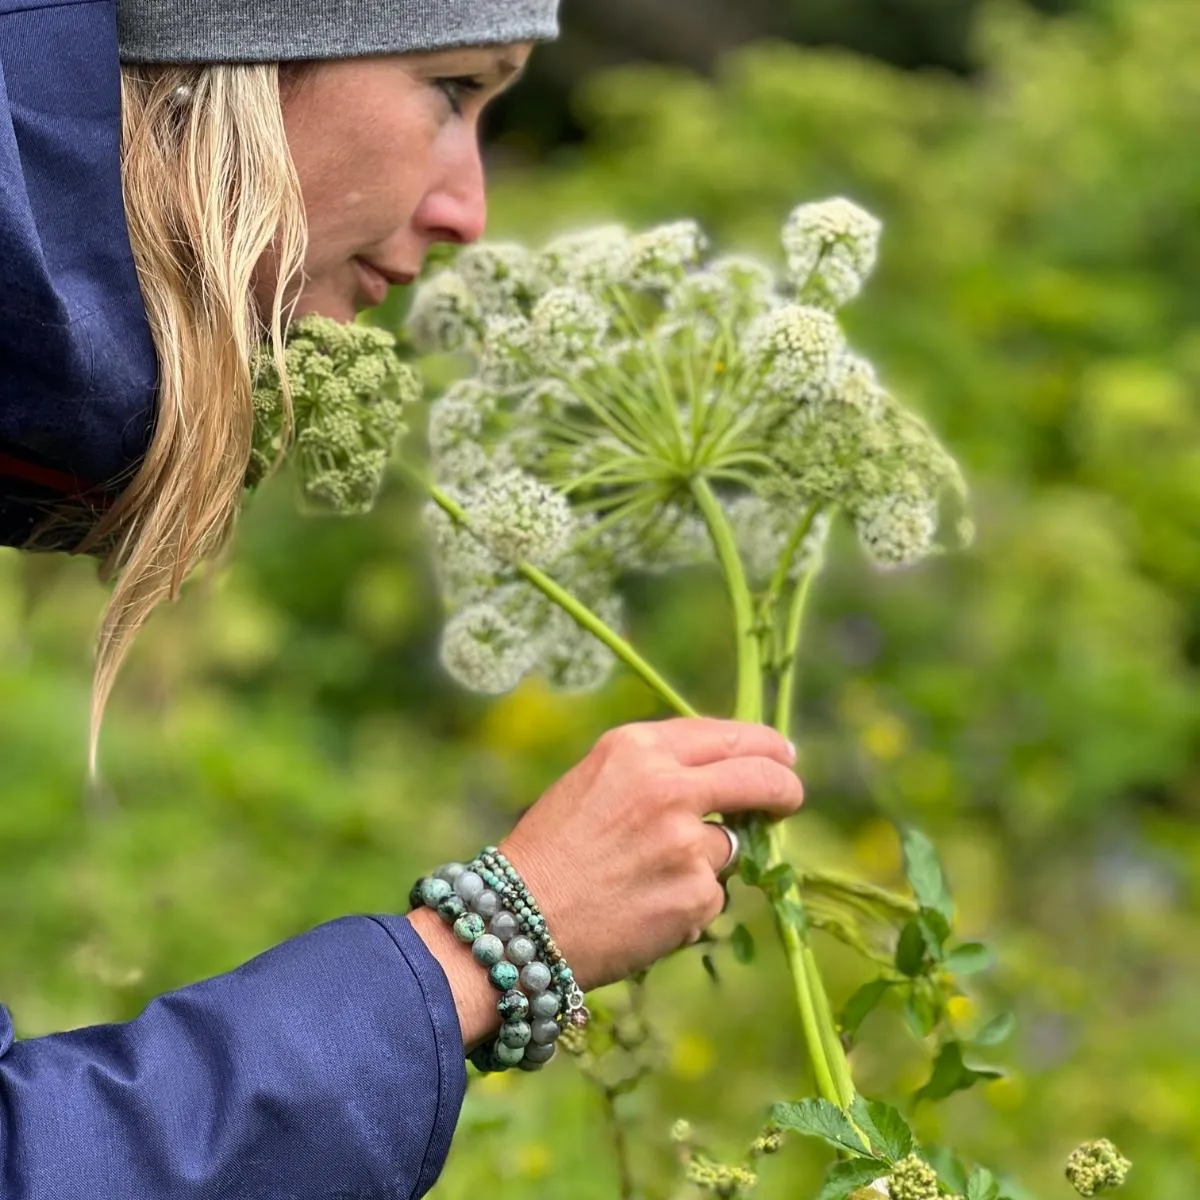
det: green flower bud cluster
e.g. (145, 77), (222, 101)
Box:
(249, 316), (418, 516)
(887, 1155), (940, 1200)
(1065, 1139), (1132, 1196)
(410, 197), (970, 697)
(747, 1128), (784, 1157)
(684, 1155), (759, 1198)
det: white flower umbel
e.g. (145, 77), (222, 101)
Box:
(622, 220), (708, 291)
(440, 601), (535, 694)
(407, 271), (481, 354)
(426, 379), (497, 456)
(853, 492), (940, 568)
(745, 303), (848, 403)
(783, 197), (883, 311)
(531, 287), (611, 369)
(537, 225), (631, 291)
(455, 243), (542, 318)
(468, 469), (575, 567)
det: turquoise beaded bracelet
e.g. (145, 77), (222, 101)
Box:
(409, 849), (586, 1073)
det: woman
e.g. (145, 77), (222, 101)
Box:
(0, 2), (805, 1197)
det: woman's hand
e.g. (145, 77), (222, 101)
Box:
(409, 717), (803, 1050)
(502, 717), (802, 990)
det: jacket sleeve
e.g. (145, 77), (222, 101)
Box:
(0, 914), (468, 1200)
(1, 0), (159, 547)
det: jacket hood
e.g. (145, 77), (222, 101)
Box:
(0, 0), (158, 548)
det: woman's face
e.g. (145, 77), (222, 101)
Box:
(254, 43), (533, 325)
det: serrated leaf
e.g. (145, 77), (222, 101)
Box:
(849, 1095), (915, 1164)
(943, 942), (995, 976)
(899, 826), (954, 923)
(903, 987), (939, 1037)
(769, 1099), (871, 1155)
(815, 1158), (889, 1200)
(731, 923), (756, 965)
(841, 979), (892, 1040)
(896, 920), (927, 977)
(966, 1165), (1000, 1200)
(913, 1042), (1004, 1104)
(974, 1012), (1016, 1047)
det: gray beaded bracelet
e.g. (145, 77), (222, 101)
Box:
(409, 853), (583, 1073)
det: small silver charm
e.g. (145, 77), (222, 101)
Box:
(169, 83), (194, 106)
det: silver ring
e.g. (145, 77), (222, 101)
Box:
(706, 820), (741, 879)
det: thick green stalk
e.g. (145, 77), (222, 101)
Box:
(772, 559), (857, 1109)
(689, 476), (846, 1108)
(774, 567), (817, 736)
(689, 478), (762, 724)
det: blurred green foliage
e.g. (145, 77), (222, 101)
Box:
(2, 1), (1197, 1197)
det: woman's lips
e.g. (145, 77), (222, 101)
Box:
(354, 258), (393, 308)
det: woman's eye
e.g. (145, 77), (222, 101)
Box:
(434, 77), (484, 116)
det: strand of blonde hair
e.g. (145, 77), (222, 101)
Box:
(80, 63), (308, 777)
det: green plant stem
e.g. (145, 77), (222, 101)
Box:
(688, 476), (849, 1109)
(690, 477), (762, 724)
(774, 566), (817, 737)
(411, 468), (698, 719)
(768, 548), (857, 1109)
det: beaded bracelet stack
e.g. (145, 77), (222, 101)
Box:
(409, 845), (589, 1074)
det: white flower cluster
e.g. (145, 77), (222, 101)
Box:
(531, 287), (610, 368)
(407, 195), (970, 694)
(745, 303), (848, 403)
(783, 197), (882, 310)
(622, 220), (708, 291)
(470, 469), (575, 567)
(407, 272), (481, 355)
(537, 225), (630, 291)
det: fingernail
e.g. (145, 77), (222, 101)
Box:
(787, 740), (798, 764)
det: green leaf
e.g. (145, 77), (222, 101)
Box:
(701, 953), (721, 987)
(738, 858), (762, 887)
(778, 898), (809, 933)
(917, 909), (951, 960)
(913, 1042), (1004, 1104)
(769, 1099), (871, 1155)
(974, 1013), (1017, 1047)
(841, 979), (892, 1040)
(849, 1095), (915, 1164)
(761, 862), (797, 900)
(903, 987), (939, 1038)
(731, 923), (756, 965)
(815, 1158), (889, 1200)
(943, 943), (995, 976)
(896, 920), (928, 977)
(966, 1165), (1000, 1200)
(899, 826), (954, 923)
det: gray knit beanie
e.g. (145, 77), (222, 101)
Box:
(116, 0), (560, 65)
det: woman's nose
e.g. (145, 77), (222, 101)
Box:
(413, 132), (488, 247)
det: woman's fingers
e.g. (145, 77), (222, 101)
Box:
(604, 717), (796, 769)
(686, 755), (805, 820)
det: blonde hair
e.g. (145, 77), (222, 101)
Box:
(79, 62), (309, 774)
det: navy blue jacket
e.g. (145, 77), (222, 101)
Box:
(0, 3), (469, 1195)
(0, 0), (157, 546)
(0, 916), (467, 1199)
